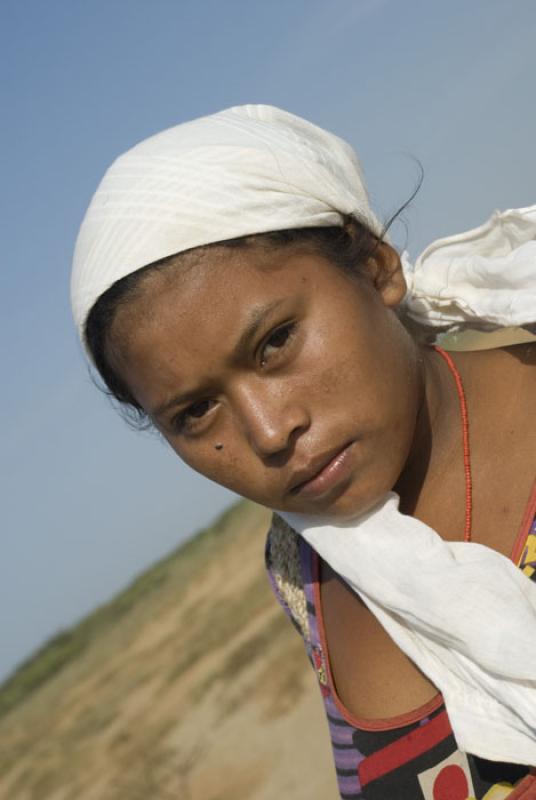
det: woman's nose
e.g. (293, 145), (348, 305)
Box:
(233, 381), (310, 458)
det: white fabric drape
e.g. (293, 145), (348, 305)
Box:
(281, 494), (536, 764)
(402, 204), (536, 332)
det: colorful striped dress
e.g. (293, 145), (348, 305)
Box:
(265, 487), (536, 800)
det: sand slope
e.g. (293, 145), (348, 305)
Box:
(0, 502), (338, 799)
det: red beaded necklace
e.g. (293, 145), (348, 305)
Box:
(433, 346), (473, 543)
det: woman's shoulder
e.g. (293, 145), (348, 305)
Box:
(456, 338), (535, 379)
(456, 340), (535, 556)
(460, 341), (535, 452)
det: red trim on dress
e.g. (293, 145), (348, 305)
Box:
(312, 550), (444, 732)
(357, 709), (452, 785)
(511, 479), (536, 566)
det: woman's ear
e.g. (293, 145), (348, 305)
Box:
(365, 242), (407, 308)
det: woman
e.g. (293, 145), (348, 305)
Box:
(72, 105), (536, 799)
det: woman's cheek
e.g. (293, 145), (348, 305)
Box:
(166, 437), (217, 478)
(171, 435), (250, 495)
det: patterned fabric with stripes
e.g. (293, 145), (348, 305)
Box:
(265, 511), (536, 800)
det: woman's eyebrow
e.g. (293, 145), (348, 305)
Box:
(233, 298), (286, 357)
(151, 387), (203, 419)
(151, 299), (287, 419)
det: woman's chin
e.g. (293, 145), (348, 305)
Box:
(272, 479), (391, 522)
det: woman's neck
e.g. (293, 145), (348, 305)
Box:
(395, 341), (536, 550)
(394, 344), (466, 521)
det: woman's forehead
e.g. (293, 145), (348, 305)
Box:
(117, 243), (323, 325)
(112, 247), (313, 353)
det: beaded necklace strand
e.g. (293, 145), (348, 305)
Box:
(433, 346), (473, 543)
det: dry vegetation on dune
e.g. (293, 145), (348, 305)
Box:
(0, 501), (338, 799)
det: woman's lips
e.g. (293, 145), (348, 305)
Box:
(290, 441), (356, 499)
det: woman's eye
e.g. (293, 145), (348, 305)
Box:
(260, 322), (296, 366)
(172, 399), (213, 433)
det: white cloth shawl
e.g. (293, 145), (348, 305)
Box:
(281, 495), (536, 765)
(71, 104), (536, 762)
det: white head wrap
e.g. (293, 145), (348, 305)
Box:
(72, 103), (536, 344)
(71, 104), (380, 337)
(72, 103), (536, 340)
(402, 204), (536, 331)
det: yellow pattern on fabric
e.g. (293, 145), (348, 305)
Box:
(518, 532), (536, 579)
(480, 783), (516, 799)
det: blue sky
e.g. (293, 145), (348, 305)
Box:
(2, 0), (535, 681)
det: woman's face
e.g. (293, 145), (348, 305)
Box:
(110, 242), (421, 520)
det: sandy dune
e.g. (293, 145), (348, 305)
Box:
(0, 502), (338, 799)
